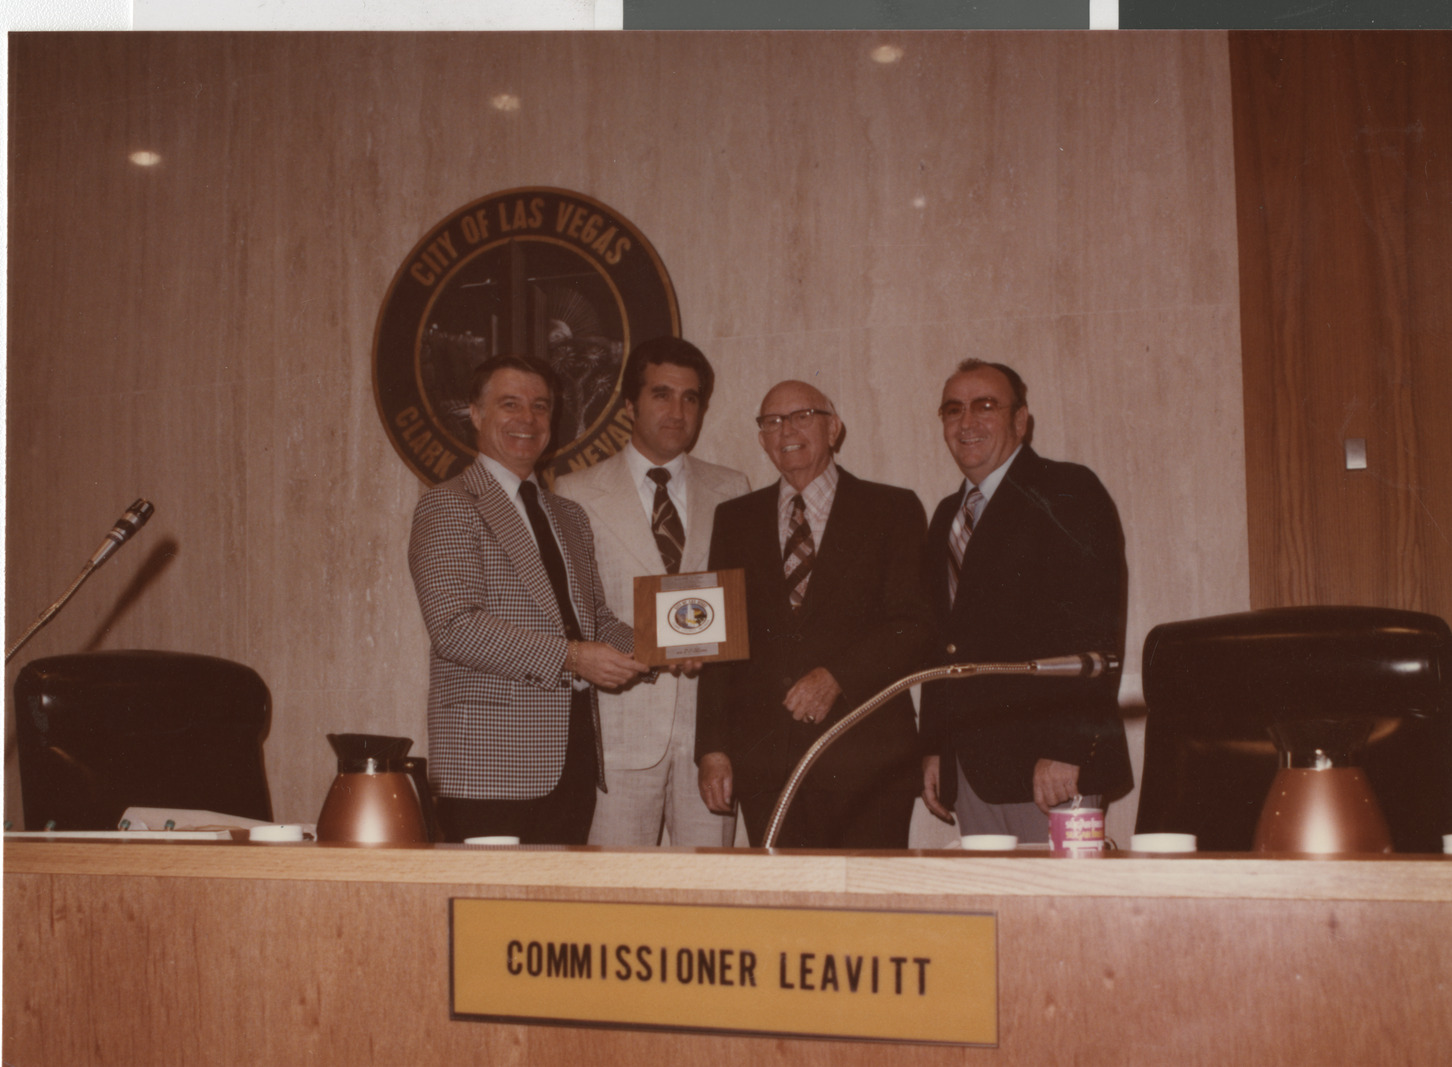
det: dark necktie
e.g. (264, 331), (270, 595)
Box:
(518, 480), (583, 640)
(947, 485), (984, 607)
(647, 467), (685, 574)
(783, 493), (815, 611)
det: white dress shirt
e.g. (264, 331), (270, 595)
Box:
(622, 441), (689, 539)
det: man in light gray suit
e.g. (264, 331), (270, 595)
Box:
(556, 338), (749, 847)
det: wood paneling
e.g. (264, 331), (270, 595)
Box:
(6, 843), (1451, 1065)
(1232, 32), (1452, 618)
(9, 839), (1452, 900)
(6, 33), (1247, 831)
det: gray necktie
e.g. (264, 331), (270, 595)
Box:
(947, 486), (984, 607)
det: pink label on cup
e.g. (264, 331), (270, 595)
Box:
(1049, 807), (1105, 853)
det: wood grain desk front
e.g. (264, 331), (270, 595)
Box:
(5, 842), (1450, 1065)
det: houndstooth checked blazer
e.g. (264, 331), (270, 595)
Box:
(408, 455), (635, 800)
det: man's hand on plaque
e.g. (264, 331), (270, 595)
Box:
(570, 642), (648, 690)
(666, 658), (705, 679)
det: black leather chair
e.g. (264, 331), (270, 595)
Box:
(14, 650), (273, 831)
(1136, 607), (1451, 852)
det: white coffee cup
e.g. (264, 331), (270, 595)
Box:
(249, 824), (305, 842)
(1443, 834), (1452, 855)
(960, 834), (1018, 851)
(1129, 832), (1198, 853)
(464, 835), (521, 846)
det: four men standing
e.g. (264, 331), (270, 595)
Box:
(409, 347), (1131, 848)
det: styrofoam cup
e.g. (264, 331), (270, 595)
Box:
(249, 824), (305, 842)
(960, 834), (1018, 851)
(1129, 832), (1198, 853)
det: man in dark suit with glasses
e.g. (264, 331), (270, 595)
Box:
(696, 379), (930, 848)
(920, 359), (1132, 842)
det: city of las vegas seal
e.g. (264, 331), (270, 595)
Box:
(373, 188), (680, 486)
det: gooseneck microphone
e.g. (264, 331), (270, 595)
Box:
(946, 651), (1116, 678)
(87, 499), (156, 569)
(761, 652), (1121, 848)
(5, 499), (156, 664)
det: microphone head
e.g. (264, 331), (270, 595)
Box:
(1028, 652), (1123, 677)
(117, 499), (155, 538)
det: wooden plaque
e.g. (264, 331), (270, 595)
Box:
(632, 569), (749, 666)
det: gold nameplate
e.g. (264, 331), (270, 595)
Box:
(632, 568), (749, 666)
(451, 899), (997, 1046)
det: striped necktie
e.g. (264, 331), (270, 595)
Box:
(947, 486), (984, 607)
(647, 467), (685, 574)
(783, 493), (815, 610)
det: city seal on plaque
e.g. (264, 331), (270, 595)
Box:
(667, 597), (715, 637)
(373, 187), (680, 486)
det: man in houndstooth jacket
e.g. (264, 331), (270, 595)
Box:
(409, 355), (646, 844)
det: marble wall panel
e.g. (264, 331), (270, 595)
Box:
(1077, 34), (1237, 310)
(6, 384), (249, 658)
(1053, 305), (1251, 670)
(7, 32), (1247, 830)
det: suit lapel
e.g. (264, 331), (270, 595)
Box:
(950, 449), (1035, 622)
(597, 454), (664, 575)
(928, 484), (962, 622)
(463, 460), (564, 632)
(682, 455), (725, 573)
(801, 468), (860, 621)
(550, 493), (594, 638)
(968, 448), (1035, 553)
(742, 484), (796, 621)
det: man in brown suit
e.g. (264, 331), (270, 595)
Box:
(695, 380), (931, 848)
(408, 356), (646, 843)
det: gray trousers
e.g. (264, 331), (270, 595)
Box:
(587, 697), (735, 848)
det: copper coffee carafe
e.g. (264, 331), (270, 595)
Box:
(315, 733), (430, 844)
(1252, 718), (1392, 853)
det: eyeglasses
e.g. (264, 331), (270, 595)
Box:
(756, 408), (832, 433)
(937, 398), (1015, 421)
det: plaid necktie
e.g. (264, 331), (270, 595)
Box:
(783, 493), (815, 610)
(947, 486), (984, 607)
(646, 467), (685, 574)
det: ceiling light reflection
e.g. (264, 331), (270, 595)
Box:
(491, 94), (521, 112)
(129, 150), (162, 167)
(871, 44), (904, 64)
